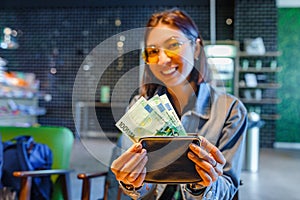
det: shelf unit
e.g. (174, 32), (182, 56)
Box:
(235, 51), (282, 120)
(0, 96), (39, 126)
(0, 77), (44, 126)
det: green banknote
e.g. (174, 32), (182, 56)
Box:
(115, 95), (187, 142)
(115, 96), (168, 142)
(148, 95), (171, 123)
(159, 94), (187, 136)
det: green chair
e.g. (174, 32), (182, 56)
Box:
(0, 126), (74, 200)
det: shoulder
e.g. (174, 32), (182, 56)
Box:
(209, 85), (247, 114)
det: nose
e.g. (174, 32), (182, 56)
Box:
(157, 48), (171, 65)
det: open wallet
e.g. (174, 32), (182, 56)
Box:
(138, 136), (202, 184)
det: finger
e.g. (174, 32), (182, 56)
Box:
(130, 167), (147, 188)
(119, 149), (147, 179)
(112, 148), (146, 181)
(195, 165), (213, 187)
(199, 137), (226, 165)
(126, 154), (148, 183)
(188, 152), (219, 182)
(189, 143), (217, 166)
(209, 148), (226, 165)
(213, 162), (223, 176)
(111, 143), (142, 173)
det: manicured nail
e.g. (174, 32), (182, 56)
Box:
(135, 143), (142, 150)
(188, 152), (194, 158)
(190, 143), (197, 150)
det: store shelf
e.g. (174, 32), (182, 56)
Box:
(239, 83), (281, 89)
(0, 114), (40, 119)
(76, 101), (128, 108)
(260, 114), (281, 120)
(235, 50), (281, 123)
(240, 98), (281, 104)
(0, 96), (36, 100)
(238, 51), (282, 57)
(239, 67), (282, 73)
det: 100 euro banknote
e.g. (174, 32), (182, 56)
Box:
(115, 95), (187, 142)
(115, 96), (170, 142)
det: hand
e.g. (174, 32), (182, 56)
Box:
(111, 143), (148, 188)
(187, 136), (226, 187)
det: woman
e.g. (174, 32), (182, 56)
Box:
(111, 8), (247, 200)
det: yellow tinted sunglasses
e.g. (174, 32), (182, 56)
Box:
(142, 37), (190, 64)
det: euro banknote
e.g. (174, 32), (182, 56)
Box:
(115, 95), (187, 142)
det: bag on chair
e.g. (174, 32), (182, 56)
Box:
(1, 135), (53, 200)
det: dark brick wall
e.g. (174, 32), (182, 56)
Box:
(234, 0), (278, 147)
(234, 0), (277, 51)
(0, 4), (210, 136)
(0, 0), (278, 147)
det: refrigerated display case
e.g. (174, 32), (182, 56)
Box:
(204, 43), (238, 94)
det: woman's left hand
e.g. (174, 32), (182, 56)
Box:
(187, 136), (226, 187)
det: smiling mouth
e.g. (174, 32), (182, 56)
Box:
(162, 67), (177, 75)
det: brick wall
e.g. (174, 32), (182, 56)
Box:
(0, 4), (210, 136)
(0, 0), (278, 147)
(235, 0), (278, 147)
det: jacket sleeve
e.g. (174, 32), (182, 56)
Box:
(185, 99), (248, 200)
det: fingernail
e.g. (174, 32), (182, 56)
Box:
(141, 149), (147, 154)
(135, 143), (142, 150)
(190, 143), (197, 149)
(129, 174), (135, 179)
(188, 152), (194, 158)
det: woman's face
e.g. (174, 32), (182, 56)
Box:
(145, 24), (195, 87)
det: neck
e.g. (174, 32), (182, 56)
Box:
(167, 81), (197, 115)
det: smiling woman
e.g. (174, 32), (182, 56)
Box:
(110, 8), (248, 200)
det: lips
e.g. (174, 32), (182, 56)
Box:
(162, 67), (177, 75)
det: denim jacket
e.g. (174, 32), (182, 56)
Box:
(112, 82), (248, 200)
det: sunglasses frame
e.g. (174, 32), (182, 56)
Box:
(142, 37), (191, 64)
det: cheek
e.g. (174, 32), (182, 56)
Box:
(179, 52), (194, 70)
(148, 65), (161, 77)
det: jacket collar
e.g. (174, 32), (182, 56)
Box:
(155, 83), (211, 120)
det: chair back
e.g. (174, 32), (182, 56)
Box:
(0, 126), (74, 200)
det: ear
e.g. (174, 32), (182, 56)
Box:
(194, 38), (201, 60)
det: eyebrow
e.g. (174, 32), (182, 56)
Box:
(146, 36), (182, 47)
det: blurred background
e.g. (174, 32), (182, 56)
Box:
(0, 0), (299, 199)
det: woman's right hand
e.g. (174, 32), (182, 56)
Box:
(111, 143), (148, 188)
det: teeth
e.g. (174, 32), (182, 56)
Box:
(162, 68), (176, 75)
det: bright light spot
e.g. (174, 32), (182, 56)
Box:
(11, 30), (18, 37)
(0, 42), (8, 49)
(83, 64), (90, 71)
(115, 19), (121, 26)
(119, 35), (126, 41)
(50, 68), (57, 74)
(44, 94), (52, 102)
(226, 18), (233, 25)
(3, 27), (12, 35)
(117, 41), (124, 48)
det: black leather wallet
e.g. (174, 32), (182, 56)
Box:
(139, 136), (202, 184)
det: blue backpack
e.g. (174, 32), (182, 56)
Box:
(1, 135), (53, 200)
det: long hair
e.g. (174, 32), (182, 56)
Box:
(140, 8), (211, 98)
